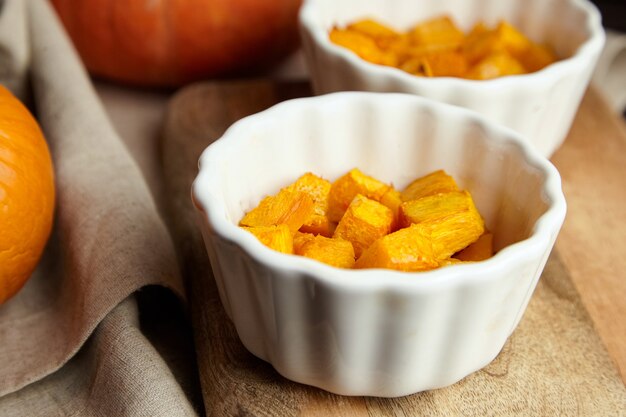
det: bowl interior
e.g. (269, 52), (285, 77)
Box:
(306, 0), (595, 59)
(201, 94), (551, 254)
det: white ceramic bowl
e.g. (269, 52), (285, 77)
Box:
(191, 92), (566, 397)
(299, 0), (605, 157)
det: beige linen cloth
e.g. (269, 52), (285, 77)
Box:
(0, 0), (200, 415)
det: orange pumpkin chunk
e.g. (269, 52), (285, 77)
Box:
(331, 16), (557, 80)
(399, 191), (485, 259)
(399, 190), (480, 226)
(409, 16), (464, 49)
(400, 56), (433, 76)
(517, 43), (557, 72)
(467, 52), (525, 80)
(293, 231), (315, 253)
(329, 29), (398, 66)
(380, 186), (403, 230)
(462, 30), (501, 65)
(401, 169), (459, 201)
(421, 51), (468, 77)
(355, 224), (440, 271)
(294, 233), (355, 269)
(454, 231), (494, 262)
(239, 188), (314, 234)
(423, 212), (485, 260)
(347, 18), (400, 40)
(497, 21), (532, 53)
(286, 172), (333, 237)
(241, 224), (294, 254)
(327, 168), (390, 222)
(239, 168), (495, 271)
(333, 194), (394, 258)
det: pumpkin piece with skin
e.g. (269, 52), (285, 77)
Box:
(0, 86), (55, 304)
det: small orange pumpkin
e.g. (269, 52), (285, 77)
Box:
(0, 85), (55, 304)
(51, 0), (303, 87)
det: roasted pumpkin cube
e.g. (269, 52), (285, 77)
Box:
(333, 194), (394, 257)
(293, 231), (316, 254)
(421, 51), (468, 77)
(241, 224), (293, 254)
(294, 234), (355, 268)
(330, 28), (398, 66)
(347, 18), (400, 42)
(496, 21), (532, 57)
(287, 172), (333, 237)
(386, 34), (414, 58)
(239, 188), (314, 234)
(463, 21), (529, 65)
(402, 41), (460, 58)
(354, 224), (440, 271)
(409, 15), (464, 48)
(424, 214), (484, 260)
(399, 191), (485, 259)
(401, 169), (459, 202)
(467, 22), (489, 39)
(327, 168), (391, 222)
(399, 190), (479, 227)
(454, 231), (494, 262)
(380, 186), (403, 230)
(462, 28), (503, 64)
(399, 56), (433, 76)
(516, 43), (557, 72)
(466, 52), (525, 80)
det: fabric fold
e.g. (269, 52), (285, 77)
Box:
(0, 0), (29, 99)
(0, 295), (197, 417)
(0, 0), (187, 398)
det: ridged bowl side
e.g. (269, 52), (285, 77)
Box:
(299, 0), (605, 157)
(192, 93), (566, 397)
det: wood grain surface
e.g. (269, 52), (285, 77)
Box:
(550, 90), (626, 383)
(160, 80), (626, 416)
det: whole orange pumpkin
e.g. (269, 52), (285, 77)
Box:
(51, 0), (303, 87)
(0, 85), (55, 304)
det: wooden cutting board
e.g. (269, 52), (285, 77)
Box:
(160, 80), (626, 416)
